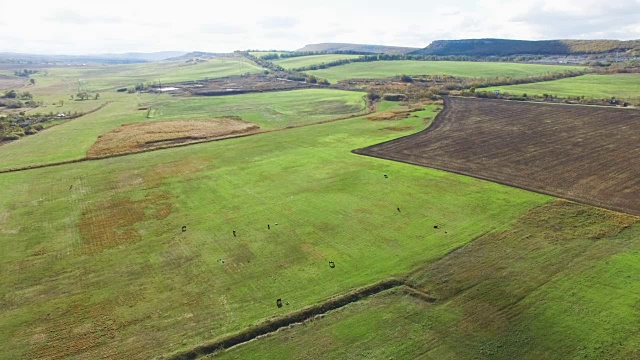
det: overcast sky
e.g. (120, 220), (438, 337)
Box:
(1, 0), (639, 54)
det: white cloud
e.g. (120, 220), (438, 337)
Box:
(0, 0), (637, 54)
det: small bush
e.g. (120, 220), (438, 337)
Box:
(3, 133), (21, 141)
(400, 74), (413, 83)
(383, 94), (408, 101)
(367, 91), (381, 101)
(7, 100), (24, 109)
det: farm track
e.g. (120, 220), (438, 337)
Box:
(166, 279), (435, 360)
(355, 96), (640, 216)
(0, 98), (375, 174)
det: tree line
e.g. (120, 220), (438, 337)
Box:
(238, 52), (332, 85)
(287, 54), (575, 72)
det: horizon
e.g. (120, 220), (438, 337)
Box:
(3, 37), (640, 58)
(1, 0), (639, 55)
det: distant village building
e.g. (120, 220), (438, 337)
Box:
(153, 87), (180, 93)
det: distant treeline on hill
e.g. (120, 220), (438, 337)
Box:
(255, 50), (373, 61)
(411, 39), (640, 57)
(297, 43), (419, 55)
(287, 54), (571, 72)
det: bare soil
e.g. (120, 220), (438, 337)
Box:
(0, 75), (26, 91)
(87, 118), (260, 158)
(174, 74), (313, 96)
(356, 97), (640, 215)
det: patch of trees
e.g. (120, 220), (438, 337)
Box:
(0, 90), (40, 109)
(335, 69), (594, 103)
(0, 110), (85, 141)
(75, 92), (99, 100)
(592, 61), (640, 74)
(14, 69), (38, 77)
(240, 51), (286, 72)
(465, 70), (586, 89)
(238, 52), (331, 85)
(456, 90), (638, 108)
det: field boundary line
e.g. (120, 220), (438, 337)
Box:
(164, 279), (434, 359)
(353, 97), (640, 216)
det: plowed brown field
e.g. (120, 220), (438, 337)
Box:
(356, 97), (640, 215)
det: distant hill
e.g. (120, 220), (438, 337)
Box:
(411, 39), (640, 56)
(0, 51), (188, 64)
(166, 51), (227, 61)
(97, 51), (188, 61)
(298, 43), (419, 55)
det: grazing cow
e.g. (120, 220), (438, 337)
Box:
(276, 298), (283, 308)
(329, 261), (336, 268)
(233, 230), (236, 237)
(182, 226), (187, 232)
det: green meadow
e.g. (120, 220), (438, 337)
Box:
(0, 100), (551, 358)
(151, 89), (367, 129)
(217, 201), (640, 359)
(30, 57), (262, 93)
(0, 89), (366, 170)
(1, 56), (639, 360)
(307, 60), (585, 82)
(273, 55), (362, 70)
(486, 74), (640, 101)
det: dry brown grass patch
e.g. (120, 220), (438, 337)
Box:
(87, 118), (260, 158)
(382, 126), (415, 131)
(367, 105), (426, 121)
(79, 192), (173, 254)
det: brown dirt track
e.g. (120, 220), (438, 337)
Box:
(355, 97), (640, 215)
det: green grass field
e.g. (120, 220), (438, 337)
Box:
(307, 61), (585, 83)
(215, 291), (439, 359)
(0, 89), (366, 170)
(2, 58), (639, 360)
(217, 201), (640, 359)
(29, 57), (263, 93)
(486, 74), (640, 101)
(273, 55), (362, 70)
(151, 89), (367, 129)
(0, 100), (551, 358)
